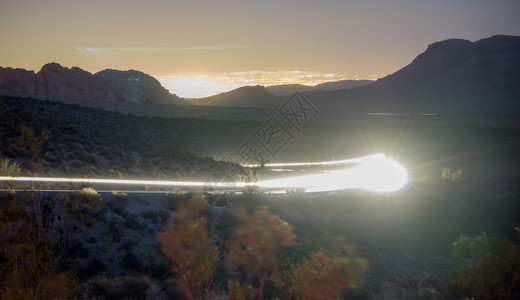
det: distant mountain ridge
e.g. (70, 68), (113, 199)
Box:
(191, 85), (282, 108)
(0, 63), (187, 105)
(330, 34), (520, 113)
(194, 35), (520, 114)
(94, 69), (185, 104)
(266, 80), (374, 96)
(190, 80), (376, 108)
(2, 35), (519, 113)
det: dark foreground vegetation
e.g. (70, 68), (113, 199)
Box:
(0, 185), (518, 299)
(0, 96), (240, 180)
(1, 96), (520, 299)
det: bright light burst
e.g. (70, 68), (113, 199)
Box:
(256, 154), (408, 193)
(0, 154), (408, 194)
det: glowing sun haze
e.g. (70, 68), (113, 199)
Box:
(157, 71), (353, 98)
(1, 0), (519, 97)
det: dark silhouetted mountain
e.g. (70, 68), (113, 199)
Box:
(315, 79), (374, 91)
(0, 63), (187, 105)
(94, 69), (186, 104)
(266, 84), (318, 96)
(0, 63), (115, 101)
(190, 85), (283, 108)
(194, 35), (520, 114)
(266, 80), (374, 96)
(319, 35), (520, 113)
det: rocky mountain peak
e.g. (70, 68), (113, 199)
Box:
(0, 63), (187, 105)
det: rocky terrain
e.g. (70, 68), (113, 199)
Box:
(0, 63), (187, 105)
(0, 96), (231, 179)
(1, 92), (520, 299)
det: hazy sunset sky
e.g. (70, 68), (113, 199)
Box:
(1, 0), (519, 96)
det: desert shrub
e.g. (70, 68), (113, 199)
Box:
(78, 187), (102, 215)
(0, 192), (71, 299)
(149, 260), (172, 280)
(12, 124), (46, 174)
(451, 232), (490, 260)
(79, 275), (162, 300)
(104, 221), (124, 243)
(105, 198), (126, 216)
(279, 231), (353, 268)
(367, 272), (445, 300)
(288, 250), (368, 300)
(56, 188), (102, 236)
(0, 188), (103, 298)
(132, 157), (141, 168)
(448, 229), (520, 299)
(68, 242), (89, 259)
(225, 206), (296, 300)
(121, 213), (146, 230)
(12, 124), (45, 158)
(158, 196), (219, 300)
(85, 153), (99, 165)
(142, 209), (169, 224)
(123, 252), (145, 272)
(158, 197), (369, 300)
(210, 207), (240, 242)
(70, 159), (82, 169)
(441, 168), (464, 181)
(119, 240), (137, 253)
(77, 166), (92, 178)
(80, 258), (107, 278)
(111, 191), (129, 205)
(0, 158), (20, 176)
(0, 158), (20, 189)
(275, 232), (369, 299)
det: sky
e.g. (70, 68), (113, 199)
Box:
(1, 0), (519, 97)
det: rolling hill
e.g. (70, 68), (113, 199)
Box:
(266, 80), (374, 96)
(190, 85), (284, 108)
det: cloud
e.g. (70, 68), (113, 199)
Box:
(73, 45), (252, 52)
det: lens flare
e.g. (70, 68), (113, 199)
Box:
(341, 154), (408, 192)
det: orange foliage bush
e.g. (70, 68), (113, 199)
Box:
(158, 196), (219, 300)
(225, 206), (296, 300)
(158, 197), (369, 300)
(289, 249), (369, 300)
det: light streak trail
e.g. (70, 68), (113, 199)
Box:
(242, 153), (383, 168)
(0, 154), (408, 193)
(0, 177), (245, 188)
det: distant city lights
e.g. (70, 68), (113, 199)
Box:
(157, 71), (362, 98)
